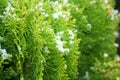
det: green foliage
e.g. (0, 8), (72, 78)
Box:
(0, 0), (7, 15)
(0, 0), (119, 80)
(0, 0), (80, 80)
(0, 0), (44, 80)
(36, 1), (80, 80)
(70, 0), (119, 79)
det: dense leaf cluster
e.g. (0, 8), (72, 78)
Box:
(0, 0), (119, 80)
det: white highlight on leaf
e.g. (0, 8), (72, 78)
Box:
(44, 47), (50, 53)
(53, 11), (63, 19)
(68, 29), (74, 39)
(17, 46), (21, 53)
(58, 3), (62, 9)
(56, 40), (65, 52)
(3, 2), (21, 20)
(53, 13), (59, 19)
(1, 49), (12, 60)
(41, 12), (49, 17)
(112, 9), (119, 15)
(0, 36), (4, 42)
(104, 0), (109, 4)
(64, 64), (67, 68)
(104, 53), (109, 58)
(82, 15), (86, 19)
(75, 7), (79, 11)
(55, 31), (70, 53)
(90, 0), (96, 4)
(114, 43), (119, 47)
(113, 31), (119, 37)
(90, 67), (95, 70)
(17, 46), (23, 55)
(69, 40), (74, 44)
(111, 15), (114, 20)
(115, 55), (120, 62)
(38, 2), (43, 6)
(63, 0), (68, 3)
(110, 9), (118, 20)
(103, 62), (107, 66)
(84, 71), (89, 80)
(5, 2), (14, 12)
(86, 23), (92, 30)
